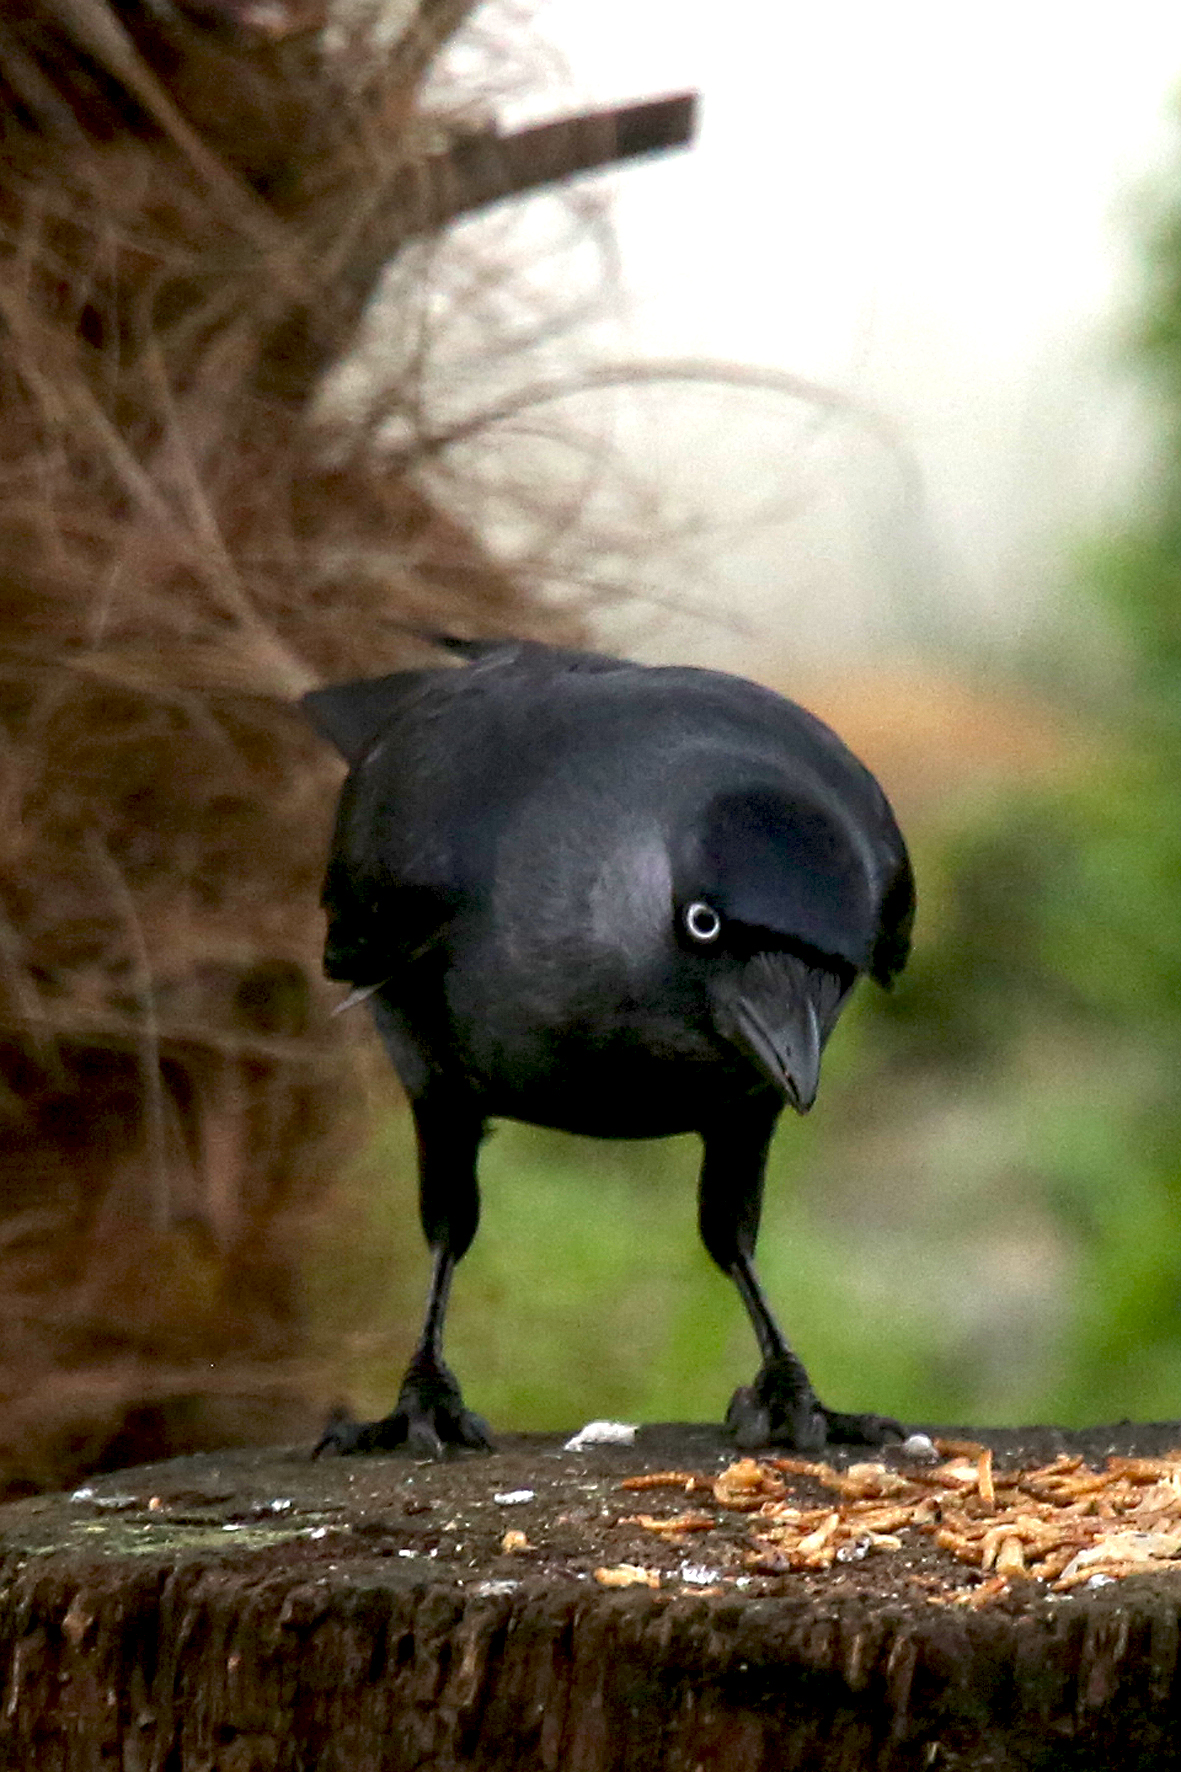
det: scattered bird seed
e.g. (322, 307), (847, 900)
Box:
(679, 1563), (723, 1586)
(900, 1433), (939, 1463)
(564, 1421), (638, 1450)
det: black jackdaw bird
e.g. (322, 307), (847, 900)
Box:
(304, 639), (915, 1456)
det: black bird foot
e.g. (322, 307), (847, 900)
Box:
(726, 1351), (827, 1451)
(312, 1355), (493, 1459)
(726, 1353), (905, 1452)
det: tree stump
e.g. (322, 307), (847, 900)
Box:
(1, 1422), (1180, 1770)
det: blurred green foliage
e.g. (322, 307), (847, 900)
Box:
(309, 128), (1181, 1436)
(854, 125), (1181, 1428)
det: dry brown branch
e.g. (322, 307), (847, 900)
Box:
(409, 95), (697, 236)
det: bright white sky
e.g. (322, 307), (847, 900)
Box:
(441, 1), (1181, 667)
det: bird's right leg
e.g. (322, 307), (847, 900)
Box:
(698, 1107), (903, 1452)
(698, 1104), (824, 1452)
(314, 1093), (492, 1458)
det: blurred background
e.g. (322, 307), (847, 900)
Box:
(4, 0), (1181, 1495)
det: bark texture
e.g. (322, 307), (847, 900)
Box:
(0, 1426), (1179, 1770)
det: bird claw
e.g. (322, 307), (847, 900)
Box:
(820, 1407), (906, 1447)
(726, 1354), (904, 1453)
(312, 1405), (380, 1458)
(312, 1359), (493, 1459)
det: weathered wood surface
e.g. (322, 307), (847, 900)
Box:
(1, 1423), (1180, 1770)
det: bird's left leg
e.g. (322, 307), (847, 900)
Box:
(698, 1104), (904, 1452)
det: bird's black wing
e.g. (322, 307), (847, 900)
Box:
(304, 642), (633, 985)
(303, 638), (625, 767)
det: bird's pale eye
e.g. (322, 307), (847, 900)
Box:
(683, 900), (722, 944)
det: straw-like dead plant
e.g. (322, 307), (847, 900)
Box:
(0, 0), (693, 1493)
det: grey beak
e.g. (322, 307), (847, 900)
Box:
(734, 991), (822, 1112)
(711, 949), (828, 1112)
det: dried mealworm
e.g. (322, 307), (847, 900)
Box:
(619, 1471), (705, 1492)
(625, 1512), (717, 1534)
(594, 1564), (660, 1589)
(976, 1448), (996, 1510)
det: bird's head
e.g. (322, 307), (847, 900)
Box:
(674, 782), (912, 1112)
